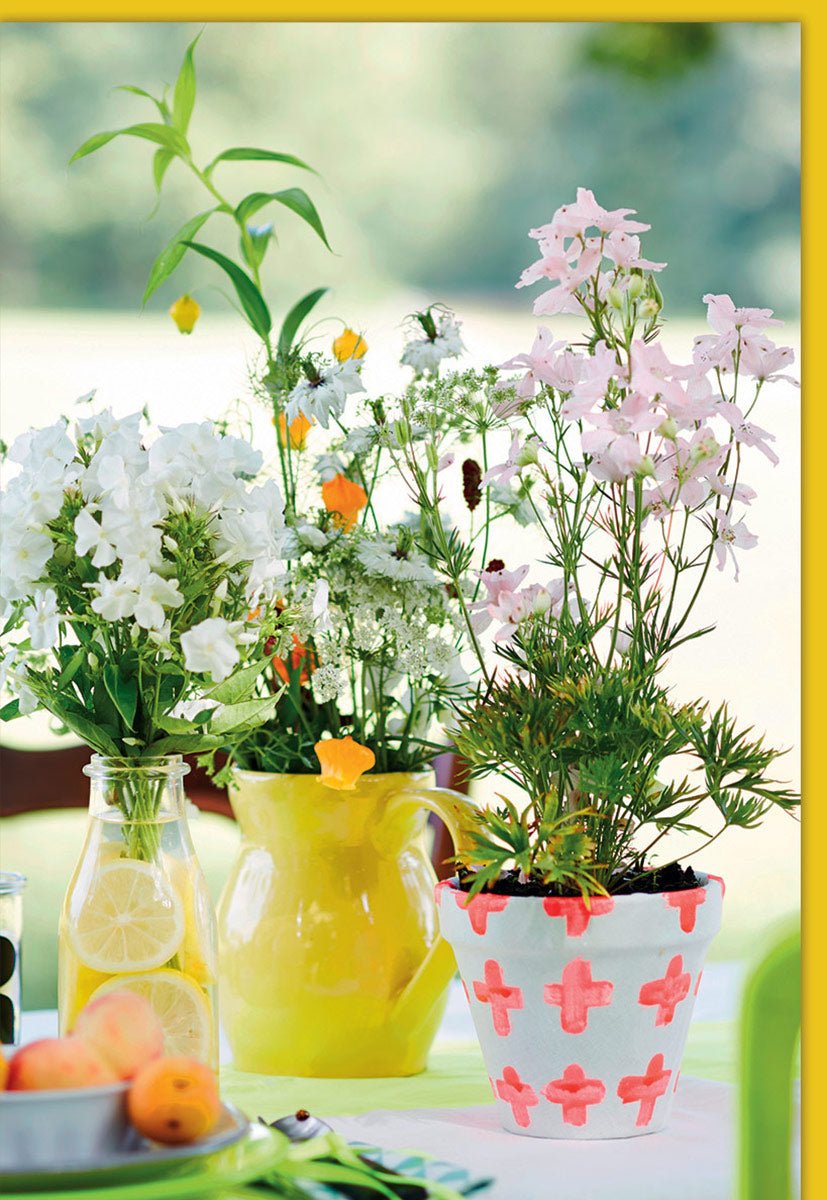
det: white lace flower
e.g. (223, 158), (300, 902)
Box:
(23, 588), (60, 650)
(286, 361), (365, 430)
(133, 573), (185, 630)
(181, 617), (240, 682)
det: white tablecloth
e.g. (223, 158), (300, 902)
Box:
(330, 1078), (735, 1200)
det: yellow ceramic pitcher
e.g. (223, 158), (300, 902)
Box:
(217, 769), (476, 1077)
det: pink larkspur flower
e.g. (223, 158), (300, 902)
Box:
(738, 335), (798, 386)
(498, 327), (566, 399)
(483, 434), (522, 486)
(713, 511), (758, 580)
(717, 403), (780, 465)
(703, 294), (782, 336)
(603, 231), (666, 272)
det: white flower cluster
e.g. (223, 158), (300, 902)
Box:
(1, 409), (287, 690)
(401, 312), (465, 376)
(293, 528), (465, 718)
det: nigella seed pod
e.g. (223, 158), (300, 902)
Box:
(462, 459), (482, 511)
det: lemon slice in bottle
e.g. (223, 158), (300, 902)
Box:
(70, 859), (184, 974)
(88, 969), (213, 1061)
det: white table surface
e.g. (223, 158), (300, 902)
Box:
(18, 964), (767, 1200)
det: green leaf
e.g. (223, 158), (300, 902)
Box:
(155, 714), (197, 735)
(235, 188), (331, 250)
(115, 85), (170, 122)
(142, 208), (218, 304)
(172, 32), (201, 134)
(278, 287), (329, 358)
(204, 656), (271, 706)
(205, 147), (317, 176)
(152, 148), (175, 195)
(181, 241), (272, 338)
(102, 664), (138, 729)
(144, 733), (224, 757)
(0, 699), (21, 721)
(69, 122), (189, 164)
(209, 694), (279, 735)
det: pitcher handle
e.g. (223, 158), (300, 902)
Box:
(381, 784), (478, 1032)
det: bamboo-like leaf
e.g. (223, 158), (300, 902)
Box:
(205, 146), (317, 176)
(235, 188), (331, 250)
(172, 32), (201, 134)
(70, 122), (189, 164)
(115, 85), (170, 122)
(181, 241), (272, 338)
(277, 287), (328, 358)
(142, 208), (217, 304)
(152, 148), (175, 194)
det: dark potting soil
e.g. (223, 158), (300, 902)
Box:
(456, 860), (701, 898)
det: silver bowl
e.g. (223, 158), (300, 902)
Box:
(0, 1082), (131, 1171)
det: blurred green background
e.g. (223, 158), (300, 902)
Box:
(0, 21), (800, 319)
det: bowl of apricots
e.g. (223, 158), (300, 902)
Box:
(0, 992), (238, 1178)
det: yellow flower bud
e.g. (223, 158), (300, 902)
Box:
(169, 294), (201, 335)
(332, 328), (367, 362)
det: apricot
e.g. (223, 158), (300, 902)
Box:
(74, 990), (164, 1080)
(128, 1056), (221, 1145)
(6, 1037), (118, 1090)
(0, 1050), (8, 1090)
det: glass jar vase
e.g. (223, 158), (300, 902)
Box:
(58, 755), (218, 1067)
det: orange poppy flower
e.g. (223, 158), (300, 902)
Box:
(322, 474), (368, 532)
(272, 634), (316, 686)
(332, 328), (368, 362)
(315, 735), (376, 790)
(278, 412), (313, 450)
(169, 294), (201, 334)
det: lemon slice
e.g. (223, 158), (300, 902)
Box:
(70, 859), (184, 973)
(88, 969), (214, 1062)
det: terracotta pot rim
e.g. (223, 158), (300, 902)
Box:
(440, 871), (721, 905)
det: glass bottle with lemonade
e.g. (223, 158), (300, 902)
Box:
(58, 756), (217, 1068)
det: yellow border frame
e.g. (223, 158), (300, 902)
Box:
(0, 7), (819, 1193)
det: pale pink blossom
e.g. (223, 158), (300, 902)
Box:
(581, 430), (644, 482)
(703, 294), (782, 336)
(561, 342), (619, 417)
(717, 403), (779, 465)
(738, 335), (798, 385)
(483, 434), (522, 487)
(603, 231), (666, 272)
(498, 327), (566, 399)
(529, 188), (650, 240)
(582, 393), (662, 439)
(713, 511), (758, 580)
(709, 477), (758, 505)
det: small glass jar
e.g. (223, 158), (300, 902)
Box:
(0, 872), (26, 1046)
(58, 756), (217, 1067)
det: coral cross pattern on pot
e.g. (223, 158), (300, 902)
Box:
(473, 959), (524, 1035)
(542, 895), (614, 936)
(638, 954), (691, 1025)
(457, 890), (510, 935)
(544, 957), (613, 1033)
(617, 1053), (672, 1127)
(542, 1064), (606, 1127)
(664, 887), (706, 932)
(496, 1065), (539, 1128)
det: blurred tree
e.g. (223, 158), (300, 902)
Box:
(581, 23), (719, 81)
(0, 21), (799, 317)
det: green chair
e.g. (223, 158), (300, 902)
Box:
(739, 923), (800, 1200)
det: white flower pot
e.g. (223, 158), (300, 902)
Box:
(437, 873), (724, 1139)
